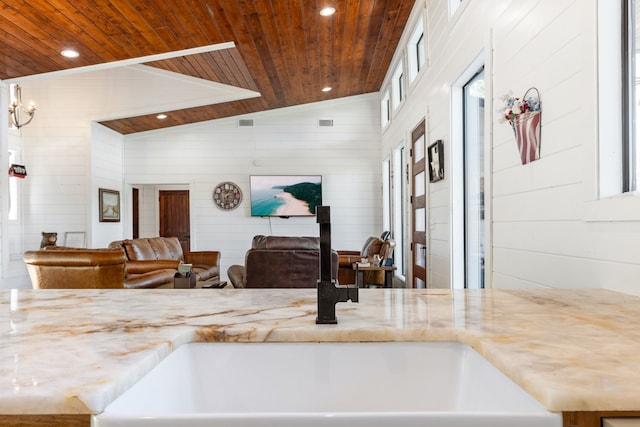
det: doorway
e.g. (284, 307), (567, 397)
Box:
(159, 190), (190, 254)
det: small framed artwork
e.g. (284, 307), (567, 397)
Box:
(64, 231), (86, 248)
(428, 140), (444, 182)
(99, 188), (120, 222)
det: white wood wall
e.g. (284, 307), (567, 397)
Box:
(5, 78), (382, 285)
(90, 123), (124, 248)
(382, 0), (640, 295)
(123, 94), (383, 279)
(6, 0), (640, 295)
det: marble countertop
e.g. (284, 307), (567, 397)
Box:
(2, 288), (640, 416)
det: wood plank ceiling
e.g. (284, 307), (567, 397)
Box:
(0, 1), (415, 134)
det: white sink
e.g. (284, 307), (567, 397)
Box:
(92, 341), (561, 427)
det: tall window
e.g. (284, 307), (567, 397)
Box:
(392, 61), (405, 111)
(381, 90), (391, 128)
(393, 144), (407, 278)
(382, 157), (391, 233)
(623, 0), (639, 191)
(408, 18), (426, 84)
(463, 69), (485, 289)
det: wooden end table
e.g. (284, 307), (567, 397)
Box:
(352, 263), (396, 288)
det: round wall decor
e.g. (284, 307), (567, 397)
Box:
(213, 181), (242, 210)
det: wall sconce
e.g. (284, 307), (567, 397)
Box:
(9, 84), (36, 129)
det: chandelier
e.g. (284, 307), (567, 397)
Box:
(9, 85), (36, 129)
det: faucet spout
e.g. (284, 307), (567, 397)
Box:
(315, 206), (359, 324)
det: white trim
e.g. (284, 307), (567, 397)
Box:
(3, 42), (236, 83)
(595, 0), (623, 199)
(451, 51), (485, 290)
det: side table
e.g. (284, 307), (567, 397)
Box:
(174, 273), (196, 288)
(352, 263), (396, 288)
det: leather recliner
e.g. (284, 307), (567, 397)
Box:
(227, 235), (338, 288)
(337, 235), (395, 286)
(23, 248), (127, 289)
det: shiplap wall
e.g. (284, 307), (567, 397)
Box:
(123, 94), (383, 279)
(20, 119), (91, 252)
(91, 123), (124, 248)
(16, 77), (126, 254)
(382, 0), (640, 295)
(4, 81), (381, 285)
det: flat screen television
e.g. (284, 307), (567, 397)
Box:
(250, 175), (322, 217)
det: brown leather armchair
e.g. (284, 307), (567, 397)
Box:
(227, 235), (338, 288)
(337, 235), (395, 286)
(23, 248), (127, 289)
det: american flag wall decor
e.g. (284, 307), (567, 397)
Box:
(499, 87), (542, 165)
(513, 109), (541, 165)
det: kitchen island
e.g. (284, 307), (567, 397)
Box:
(1, 288), (640, 426)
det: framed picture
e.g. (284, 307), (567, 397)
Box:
(428, 140), (444, 182)
(99, 188), (120, 222)
(64, 231), (86, 248)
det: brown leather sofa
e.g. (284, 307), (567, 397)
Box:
(109, 237), (220, 289)
(337, 235), (395, 286)
(23, 247), (127, 289)
(227, 235), (338, 288)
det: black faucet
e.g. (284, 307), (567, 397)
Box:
(316, 206), (358, 324)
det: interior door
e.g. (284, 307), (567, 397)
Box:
(159, 190), (190, 254)
(411, 120), (427, 288)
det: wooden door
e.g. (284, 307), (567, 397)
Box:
(159, 190), (190, 254)
(411, 120), (427, 288)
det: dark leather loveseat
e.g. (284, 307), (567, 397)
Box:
(109, 237), (220, 289)
(227, 235), (338, 288)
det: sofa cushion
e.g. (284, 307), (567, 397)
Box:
(122, 237), (184, 261)
(125, 260), (180, 274)
(252, 235), (320, 251)
(149, 237), (184, 260)
(123, 269), (178, 289)
(122, 239), (154, 261)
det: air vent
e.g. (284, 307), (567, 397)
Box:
(318, 119), (334, 127)
(238, 119), (254, 127)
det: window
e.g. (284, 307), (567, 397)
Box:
(623, 0), (639, 191)
(381, 90), (391, 128)
(393, 144), (408, 279)
(382, 157), (391, 233)
(391, 61), (405, 111)
(407, 18), (426, 83)
(451, 55), (484, 289)
(416, 34), (425, 71)
(463, 69), (485, 289)
(449, 0), (463, 17)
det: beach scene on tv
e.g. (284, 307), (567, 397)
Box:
(250, 175), (322, 217)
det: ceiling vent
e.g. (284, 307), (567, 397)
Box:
(238, 119), (254, 127)
(318, 119), (334, 127)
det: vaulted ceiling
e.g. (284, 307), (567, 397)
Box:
(0, 1), (415, 134)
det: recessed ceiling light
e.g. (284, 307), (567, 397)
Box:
(322, 86), (332, 92)
(61, 49), (79, 58)
(320, 7), (336, 16)
(156, 114), (168, 120)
